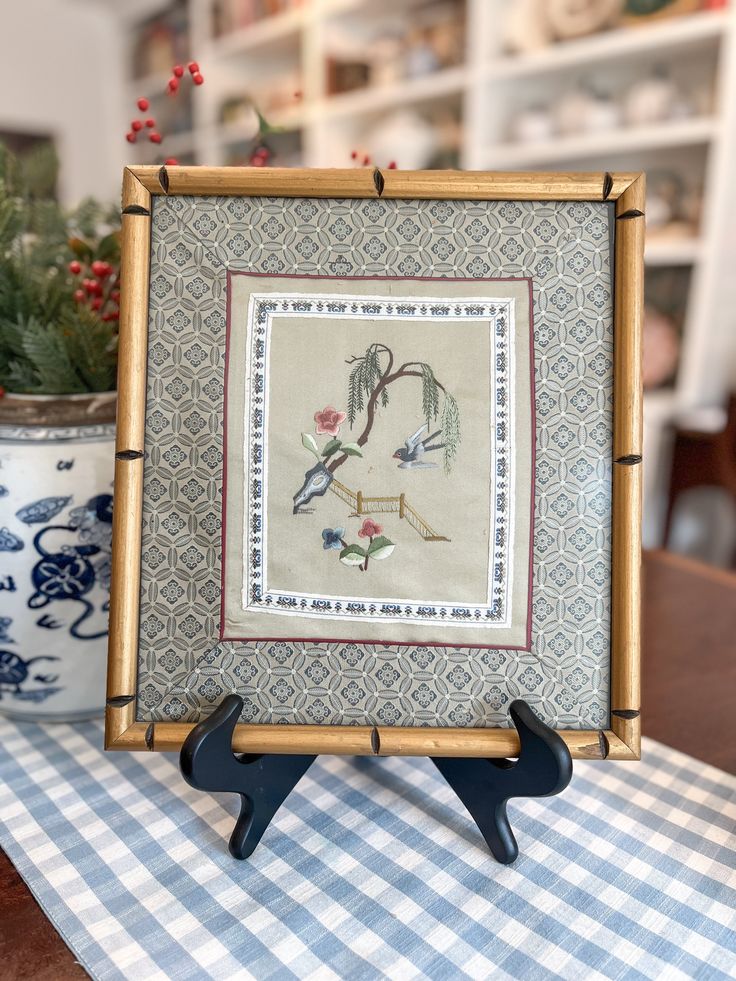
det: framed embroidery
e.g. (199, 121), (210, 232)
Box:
(106, 168), (643, 762)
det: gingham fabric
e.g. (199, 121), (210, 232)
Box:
(0, 717), (734, 981)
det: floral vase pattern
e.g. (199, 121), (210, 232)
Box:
(0, 393), (115, 721)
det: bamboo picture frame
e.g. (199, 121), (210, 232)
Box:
(106, 166), (643, 761)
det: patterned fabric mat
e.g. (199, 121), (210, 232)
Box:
(0, 717), (734, 981)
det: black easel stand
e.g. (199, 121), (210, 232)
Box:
(180, 695), (572, 864)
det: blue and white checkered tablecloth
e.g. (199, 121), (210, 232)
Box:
(0, 717), (734, 981)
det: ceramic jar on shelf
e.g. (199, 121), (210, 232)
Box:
(0, 392), (115, 722)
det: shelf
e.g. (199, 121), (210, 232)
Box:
(119, 0), (736, 468)
(645, 238), (703, 267)
(485, 9), (729, 82)
(209, 7), (305, 58)
(482, 116), (716, 168)
(321, 66), (467, 120)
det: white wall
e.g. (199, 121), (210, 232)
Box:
(0, 0), (126, 206)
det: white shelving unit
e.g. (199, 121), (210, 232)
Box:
(125, 0), (736, 544)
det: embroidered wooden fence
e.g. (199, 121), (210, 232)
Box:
(329, 478), (449, 542)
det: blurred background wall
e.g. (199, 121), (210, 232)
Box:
(0, 0), (125, 202)
(2, 0), (735, 564)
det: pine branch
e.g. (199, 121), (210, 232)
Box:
(19, 316), (86, 394)
(72, 198), (105, 239)
(4, 357), (37, 393)
(61, 308), (118, 392)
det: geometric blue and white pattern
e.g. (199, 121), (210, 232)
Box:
(1, 716), (734, 980)
(138, 195), (614, 730)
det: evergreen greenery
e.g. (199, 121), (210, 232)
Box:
(0, 142), (121, 395)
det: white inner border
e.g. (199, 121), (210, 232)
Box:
(240, 292), (517, 628)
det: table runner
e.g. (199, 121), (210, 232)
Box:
(0, 717), (734, 980)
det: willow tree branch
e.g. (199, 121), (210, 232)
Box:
(328, 367), (447, 473)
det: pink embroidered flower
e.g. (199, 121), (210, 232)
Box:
(358, 519), (383, 538)
(314, 406), (346, 437)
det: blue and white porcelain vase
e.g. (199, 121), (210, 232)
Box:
(0, 392), (115, 722)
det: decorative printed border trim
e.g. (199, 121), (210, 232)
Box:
(241, 292), (514, 628)
(0, 423), (116, 443)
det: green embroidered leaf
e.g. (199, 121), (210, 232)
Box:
(347, 362), (364, 426)
(367, 536), (395, 560)
(420, 363), (440, 425)
(346, 343), (391, 427)
(301, 432), (320, 458)
(441, 391), (461, 474)
(366, 345), (382, 395)
(340, 442), (363, 457)
(322, 437), (342, 457)
(339, 544), (366, 566)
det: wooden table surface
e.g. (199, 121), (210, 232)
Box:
(1, 548), (734, 980)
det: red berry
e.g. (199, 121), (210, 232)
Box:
(255, 146), (269, 158)
(126, 132), (137, 143)
(388, 160), (397, 169)
(131, 120), (143, 132)
(85, 279), (102, 296)
(73, 289), (86, 303)
(168, 77), (179, 93)
(110, 289), (120, 302)
(192, 72), (204, 85)
(68, 260), (82, 275)
(102, 311), (120, 322)
(149, 132), (162, 144)
(362, 154), (371, 165)
(173, 65), (184, 77)
(188, 62), (199, 73)
(350, 150), (358, 160)
(251, 156), (266, 167)
(145, 118), (155, 128)
(91, 297), (103, 311)
(164, 157), (180, 165)
(137, 97), (149, 111)
(91, 260), (111, 278)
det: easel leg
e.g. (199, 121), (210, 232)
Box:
(180, 695), (315, 859)
(432, 700), (573, 864)
(180, 697), (571, 864)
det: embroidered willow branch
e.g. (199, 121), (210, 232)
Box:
(329, 349), (459, 475)
(292, 342), (461, 521)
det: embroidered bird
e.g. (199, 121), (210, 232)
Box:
(392, 424), (445, 469)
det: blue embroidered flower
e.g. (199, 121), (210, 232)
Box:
(321, 527), (345, 550)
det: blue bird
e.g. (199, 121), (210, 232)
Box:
(392, 424), (445, 469)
